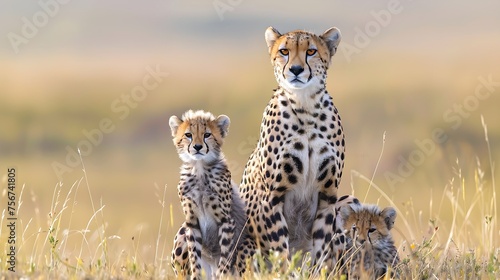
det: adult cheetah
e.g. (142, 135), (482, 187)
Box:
(239, 26), (346, 272)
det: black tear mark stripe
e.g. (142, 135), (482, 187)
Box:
(203, 137), (209, 153)
(282, 42), (290, 80)
(305, 55), (313, 82)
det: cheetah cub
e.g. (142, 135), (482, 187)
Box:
(337, 203), (400, 279)
(169, 110), (246, 279)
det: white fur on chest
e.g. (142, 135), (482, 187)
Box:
(277, 92), (338, 199)
(282, 130), (330, 216)
(277, 90), (341, 250)
(183, 162), (219, 239)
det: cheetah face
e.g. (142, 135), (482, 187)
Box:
(265, 27), (341, 93)
(340, 204), (397, 248)
(169, 110), (230, 164)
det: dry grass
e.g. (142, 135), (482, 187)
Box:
(1, 121), (498, 280)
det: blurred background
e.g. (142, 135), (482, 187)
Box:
(1, 0), (499, 269)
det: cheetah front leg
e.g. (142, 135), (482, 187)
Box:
(263, 195), (290, 265)
(311, 168), (343, 276)
(186, 226), (203, 279)
(171, 223), (189, 277)
(181, 197), (204, 279)
(203, 191), (235, 279)
(216, 217), (235, 278)
(311, 196), (337, 273)
(235, 235), (256, 275)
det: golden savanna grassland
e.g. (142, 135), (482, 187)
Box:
(0, 0), (499, 278)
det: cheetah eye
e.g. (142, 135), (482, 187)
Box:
(184, 133), (192, 138)
(279, 49), (289, 56)
(204, 133), (211, 139)
(368, 227), (376, 233)
(306, 49), (317, 56)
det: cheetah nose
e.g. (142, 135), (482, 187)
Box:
(193, 144), (203, 151)
(289, 65), (304, 76)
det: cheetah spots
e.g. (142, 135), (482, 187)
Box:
(295, 108), (306, 114)
(294, 142), (304, 150)
(316, 251), (322, 259)
(319, 146), (328, 154)
(265, 217), (273, 228)
(276, 186), (287, 193)
(337, 195), (352, 203)
(325, 233), (332, 243)
(325, 213), (335, 225)
(318, 170), (328, 181)
(324, 179), (334, 189)
(270, 231), (279, 242)
(276, 173), (283, 182)
(274, 211), (283, 222)
(318, 192), (337, 204)
(319, 158), (330, 172)
(221, 238), (231, 246)
(334, 236), (342, 246)
(313, 229), (325, 239)
(270, 195), (285, 207)
(175, 247), (183, 256)
(179, 227), (186, 235)
(290, 155), (303, 173)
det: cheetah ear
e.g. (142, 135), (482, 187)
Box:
(339, 204), (356, 224)
(265, 26), (281, 54)
(381, 207), (397, 230)
(320, 27), (342, 56)
(169, 115), (183, 137)
(216, 115), (230, 138)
